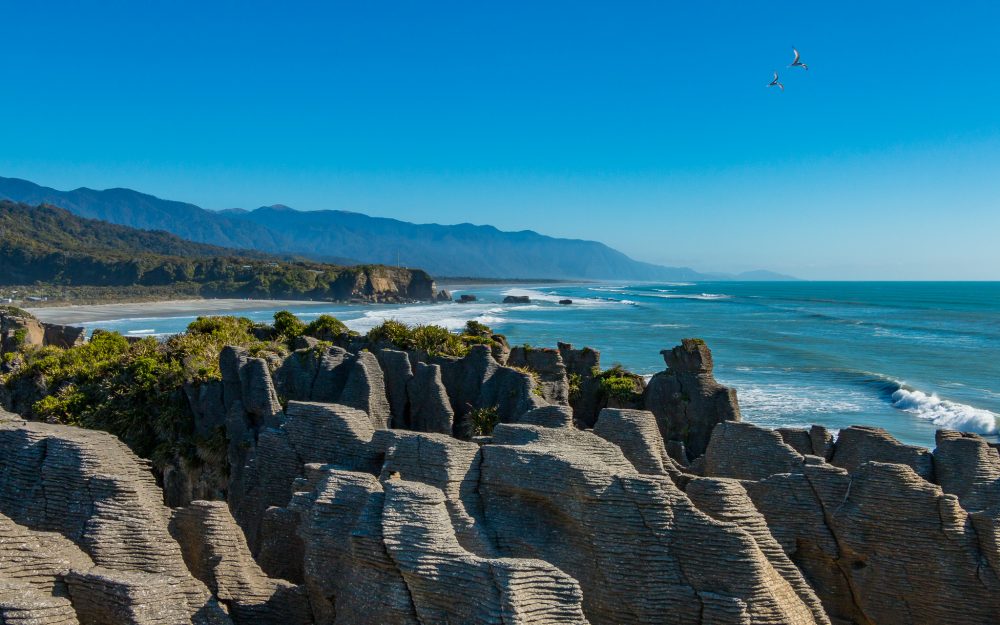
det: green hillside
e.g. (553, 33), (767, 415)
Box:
(0, 201), (437, 302)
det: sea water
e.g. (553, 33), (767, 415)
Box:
(77, 281), (1000, 448)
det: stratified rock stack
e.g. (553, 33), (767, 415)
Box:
(0, 412), (237, 624)
(5, 335), (1000, 625)
(704, 420), (1000, 625)
(643, 338), (742, 459)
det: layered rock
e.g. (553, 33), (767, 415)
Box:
(705, 420), (1000, 625)
(480, 423), (827, 625)
(643, 338), (741, 459)
(0, 413), (233, 625)
(507, 346), (570, 405)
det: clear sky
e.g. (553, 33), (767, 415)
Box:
(2, 1), (999, 279)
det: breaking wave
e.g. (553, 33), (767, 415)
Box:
(889, 386), (999, 435)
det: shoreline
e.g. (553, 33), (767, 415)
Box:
(24, 298), (339, 325)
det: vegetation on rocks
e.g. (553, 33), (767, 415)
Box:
(468, 405), (500, 436)
(367, 319), (498, 357)
(596, 365), (644, 403)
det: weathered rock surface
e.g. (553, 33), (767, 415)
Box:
(170, 501), (312, 624)
(481, 423), (826, 625)
(507, 346), (570, 405)
(0, 413), (233, 625)
(643, 338), (742, 459)
(706, 420), (1000, 625)
(830, 425), (934, 480)
(405, 362), (453, 434)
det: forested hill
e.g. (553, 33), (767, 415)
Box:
(0, 176), (710, 280)
(0, 201), (438, 302)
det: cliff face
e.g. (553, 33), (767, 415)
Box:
(1, 338), (999, 625)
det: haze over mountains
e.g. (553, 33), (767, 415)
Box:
(0, 176), (794, 281)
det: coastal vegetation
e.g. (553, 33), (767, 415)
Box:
(0, 311), (513, 470)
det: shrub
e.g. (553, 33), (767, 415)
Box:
(511, 365), (544, 397)
(168, 316), (270, 381)
(367, 319), (412, 347)
(568, 372), (583, 401)
(273, 310), (306, 339)
(368, 320), (471, 357)
(596, 365), (643, 403)
(464, 320), (492, 337)
(304, 314), (348, 339)
(468, 405), (500, 436)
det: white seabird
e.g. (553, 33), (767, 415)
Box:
(790, 47), (809, 70)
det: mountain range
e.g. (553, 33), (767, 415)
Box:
(0, 176), (795, 281)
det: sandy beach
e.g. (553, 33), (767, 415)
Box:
(25, 299), (335, 325)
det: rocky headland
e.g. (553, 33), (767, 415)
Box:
(1, 314), (998, 624)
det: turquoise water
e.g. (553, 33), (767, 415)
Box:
(79, 282), (1000, 448)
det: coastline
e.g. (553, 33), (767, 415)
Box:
(24, 298), (337, 325)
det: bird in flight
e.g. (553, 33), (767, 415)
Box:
(768, 71), (784, 91)
(790, 47), (809, 70)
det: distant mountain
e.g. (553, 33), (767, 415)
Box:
(0, 176), (792, 281)
(0, 200), (437, 302)
(702, 269), (800, 281)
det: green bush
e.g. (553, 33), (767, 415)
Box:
(464, 320), (492, 337)
(597, 365), (643, 403)
(367, 319), (411, 347)
(304, 314), (348, 339)
(568, 372), (583, 401)
(468, 405), (500, 436)
(367, 320), (471, 357)
(0, 305), (32, 318)
(168, 316), (275, 381)
(273, 310), (306, 339)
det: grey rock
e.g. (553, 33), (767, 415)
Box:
(830, 425), (934, 481)
(170, 501), (313, 625)
(643, 339), (741, 458)
(518, 405), (575, 428)
(339, 351), (392, 429)
(704, 421), (805, 481)
(507, 346), (570, 405)
(406, 362), (453, 434)
(375, 349), (413, 428)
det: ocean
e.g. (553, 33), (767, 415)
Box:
(74, 281), (1000, 448)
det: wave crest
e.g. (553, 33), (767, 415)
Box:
(890, 387), (999, 435)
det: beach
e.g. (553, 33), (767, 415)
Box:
(25, 298), (336, 325)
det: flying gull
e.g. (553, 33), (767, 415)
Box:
(768, 71), (784, 91)
(790, 47), (809, 70)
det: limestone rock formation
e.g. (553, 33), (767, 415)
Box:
(0, 413), (233, 625)
(642, 339), (741, 460)
(705, 420), (1000, 625)
(830, 425), (934, 480)
(480, 423), (826, 625)
(170, 501), (312, 624)
(406, 362), (453, 434)
(507, 346), (570, 405)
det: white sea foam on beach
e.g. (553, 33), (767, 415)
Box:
(890, 387), (999, 435)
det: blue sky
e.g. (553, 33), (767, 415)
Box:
(2, 1), (999, 279)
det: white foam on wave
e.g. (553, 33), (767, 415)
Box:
(127, 329), (156, 335)
(642, 292), (731, 301)
(344, 303), (515, 333)
(890, 387), (999, 435)
(502, 287), (622, 307)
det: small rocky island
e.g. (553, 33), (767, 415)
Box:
(1, 308), (998, 624)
